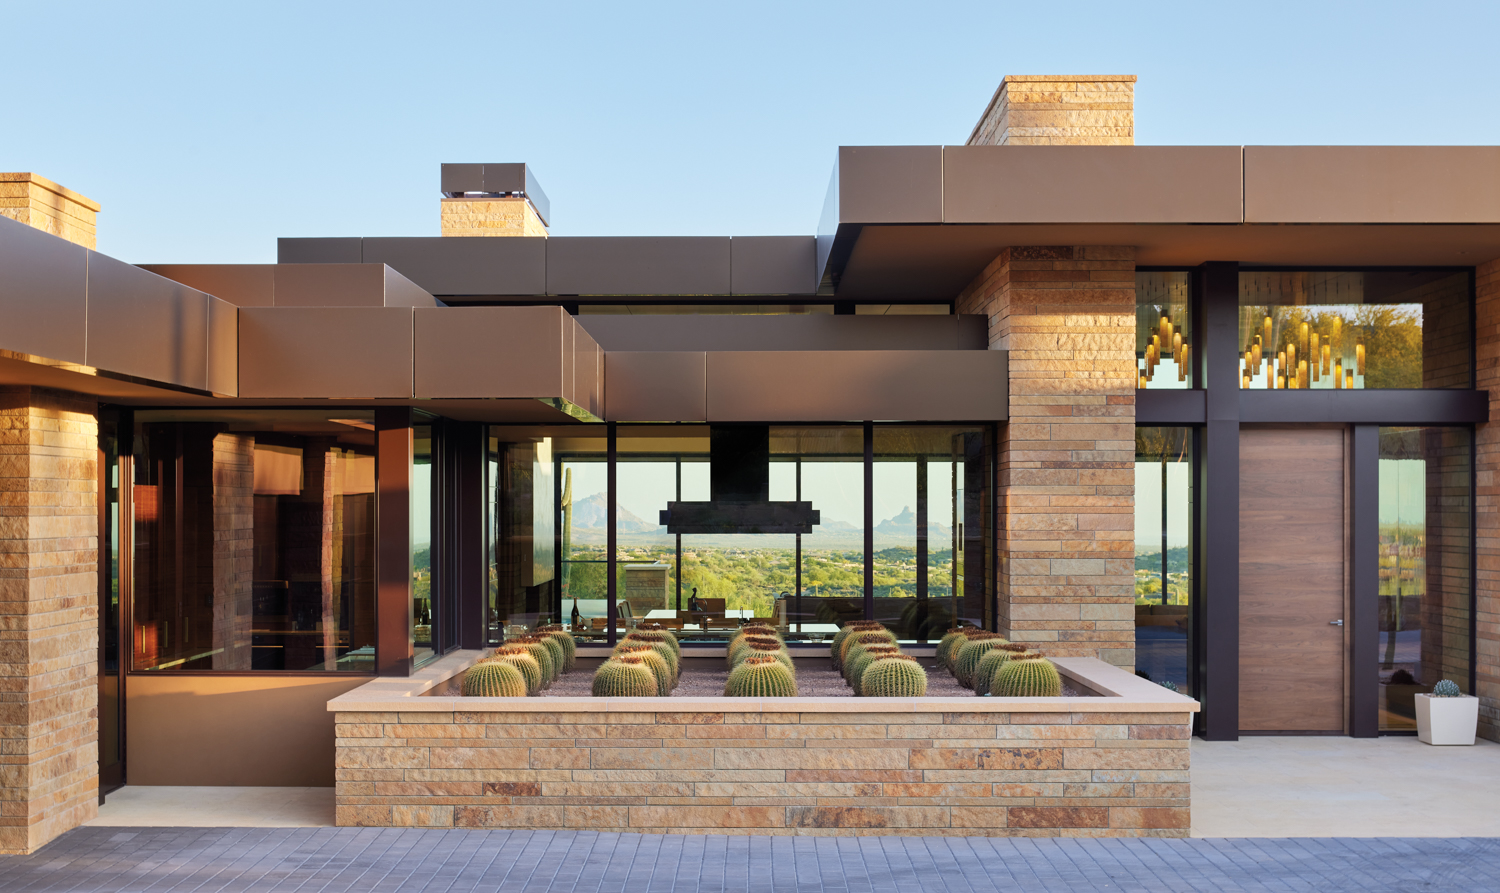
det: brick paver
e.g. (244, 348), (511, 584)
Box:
(0, 828), (1495, 892)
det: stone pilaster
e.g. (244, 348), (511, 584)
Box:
(440, 197), (547, 237)
(0, 174), (99, 249)
(967, 76), (1135, 147)
(957, 247), (1137, 667)
(0, 387), (98, 853)
(1474, 258), (1500, 741)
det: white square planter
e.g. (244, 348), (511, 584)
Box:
(1415, 693), (1479, 745)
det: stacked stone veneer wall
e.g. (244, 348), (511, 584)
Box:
(0, 174), (99, 249)
(0, 387), (98, 853)
(956, 247), (1137, 667)
(335, 707), (1189, 837)
(1475, 258), (1500, 742)
(440, 197), (547, 237)
(967, 76), (1135, 147)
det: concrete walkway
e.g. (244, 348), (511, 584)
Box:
(6, 827), (1499, 892)
(1192, 736), (1500, 837)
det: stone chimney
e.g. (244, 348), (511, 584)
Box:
(967, 75), (1135, 146)
(440, 163), (549, 237)
(0, 173), (100, 248)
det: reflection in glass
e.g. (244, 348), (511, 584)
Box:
(1134, 427), (1192, 693)
(131, 411), (376, 672)
(1237, 271), (1470, 389)
(1136, 272), (1192, 389)
(412, 426), (435, 666)
(1378, 427), (1473, 731)
(486, 432), (558, 644)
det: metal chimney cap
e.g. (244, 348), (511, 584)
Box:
(439, 163), (550, 227)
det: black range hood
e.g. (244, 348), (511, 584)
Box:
(659, 425), (819, 535)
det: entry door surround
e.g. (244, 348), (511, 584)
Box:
(1239, 427), (1347, 732)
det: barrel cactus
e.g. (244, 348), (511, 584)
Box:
(953, 634), (1007, 688)
(831, 621), (885, 668)
(615, 644), (675, 696)
(507, 636), (557, 684)
(733, 641), (795, 675)
(725, 655), (797, 697)
(619, 632), (679, 677)
(1433, 679), (1462, 697)
(635, 622), (681, 655)
(936, 627), (974, 669)
(973, 643), (1027, 695)
(592, 656), (658, 697)
(860, 654), (927, 698)
(991, 653), (1062, 698)
(489, 646), (544, 695)
(840, 630), (896, 665)
(462, 660), (528, 697)
(840, 645), (894, 696)
(536, 625), (577, 670)
(728, 634), (782, 665)
(535, 635), (566, 676)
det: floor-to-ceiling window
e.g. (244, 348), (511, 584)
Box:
(1377, 426), (1473, 731)
(130, 410), (377, 672)
(1134, 427), (1193, 693)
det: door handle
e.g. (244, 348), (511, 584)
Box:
(1329, 619), (1344, 626)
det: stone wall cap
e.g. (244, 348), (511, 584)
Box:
(1002, 75), (1137, 83)
(327, 652), (1200, 715)
(0, 172), (101, 211)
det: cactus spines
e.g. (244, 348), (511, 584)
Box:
(536, 625), (577, 670)
(1433, 679), (1462, 697)
(953, 633), (1007, 688)
(729, 634), (782, 665)
(936, 627), (974, 669)
(619, 632), (679, 677)
(840, 630), (896, 664)
(846, 645), (899, 694)
(490, 646), (544, 695)
(724, 655), (798, 697)
(535, 635), (565, 676)
(734, 641), (795, 675)
(592, 656), (659, 697)
(860, 654), (928, 698)
(508, 636), (557, 685)
(831, 621), (885, 668)
(462, 660), (528, 697)
(729, 626), (779, 657)
(973, 643), (1027, 696)
(635, 622), (681, 655)
(991, 653), (1062, 698)
(616, 644), (675, 696)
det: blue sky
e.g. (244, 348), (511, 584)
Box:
(9, 1), (1499, 263)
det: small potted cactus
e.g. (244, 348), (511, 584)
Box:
(1415, 679), (1478, 746)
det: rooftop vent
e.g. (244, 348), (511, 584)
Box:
(660, 425), (819, 535)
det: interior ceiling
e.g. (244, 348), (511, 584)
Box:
(835, 224), (1500, 300)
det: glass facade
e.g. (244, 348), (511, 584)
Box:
(1238, 270), (1471, 390)
(412, 425), (435, 666)
(1377, 427), (1473, 731)
(130, 410), (377, 672)
(1133, 427), (1193, 693)
(1136, 271), (1193, 389)
(485, 430), (557, 644)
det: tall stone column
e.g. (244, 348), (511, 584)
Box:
(957, 246), (1137, 667)
(212, 434), (254, 670)
(0, 386), (98, 853)
(1473, 258), (1500, 741)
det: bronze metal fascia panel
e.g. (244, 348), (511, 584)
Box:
(575, 330), (604, 419)
(272, 264), (387, 307)
(731, 236), (818, 295)
(239, 307), (413, 398)
(1245, 146), (1500, 223)
(836, 146), (944, 224)
(363, 237), (546, 296)
(546, 237), (732, 296)
(381, 266), (438, 308)
(205, 297), (238, 396)
(0, 215), (88, 364)
(605, 351), (707, 421)
(277, 237), (363, 264)
(576, 314), (988, 352)
(942, 146), (1243, 223)
(137, 264), (275, 307)
(86, 253), (209, 391)
(412, 305), (566, 399)
(706, 349), (1007, 422)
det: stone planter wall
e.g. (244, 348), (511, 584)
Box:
(330, 654), (1196, 838)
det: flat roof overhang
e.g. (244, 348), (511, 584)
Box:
(820, 145), (1500, 299)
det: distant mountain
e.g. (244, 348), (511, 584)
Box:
(874, 506), (953, 538)
(570, 492), (656, 533)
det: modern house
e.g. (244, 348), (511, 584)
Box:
(1, 74), (1497, 851)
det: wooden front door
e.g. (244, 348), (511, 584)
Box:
(1239, 428), (1346, 732)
